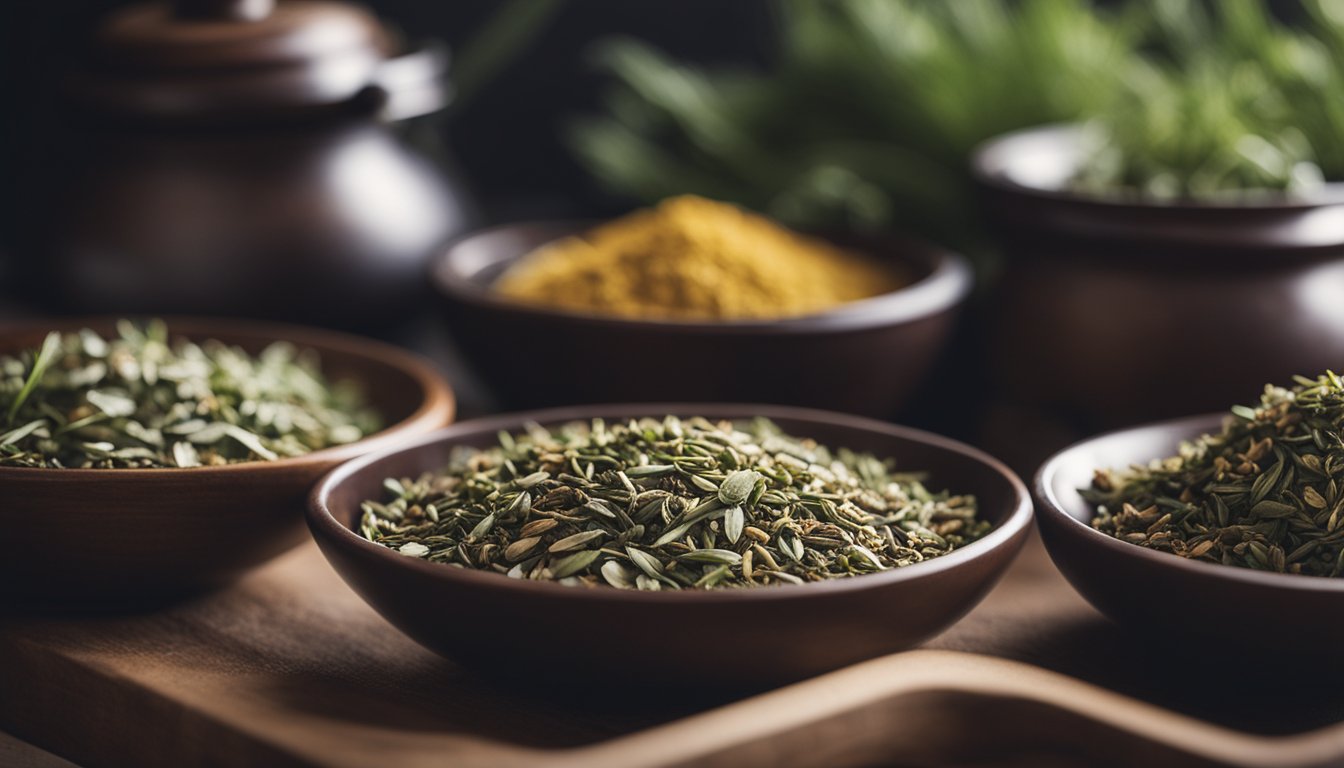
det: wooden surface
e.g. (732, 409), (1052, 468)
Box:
(3, 533), (1344, 768)
(0, 732), (78, 768)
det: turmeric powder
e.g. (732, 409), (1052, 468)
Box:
(493, 196), (907, 321)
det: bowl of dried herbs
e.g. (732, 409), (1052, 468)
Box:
(0, 318), (455, 610)
(429, 197), (972, 418)
(1036, 371), (1344, 655)
(308, 405), (1031, 686)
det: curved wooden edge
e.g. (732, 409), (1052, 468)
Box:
(533, 650), (1344, 768)
(0, 731), (79, 768)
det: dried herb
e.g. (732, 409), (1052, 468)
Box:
(359, 416), (987, 589)
(0, 320), (382, 469)
(1084, 372), (1344, 577)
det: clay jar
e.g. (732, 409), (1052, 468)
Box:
(38, 0), (472, 330)
(974, 125), (1344, 429)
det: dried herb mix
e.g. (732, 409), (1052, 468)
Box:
(1084, 372), (1344, 578)
(359, 416), (987, 589)
(0, 320), (382, 468)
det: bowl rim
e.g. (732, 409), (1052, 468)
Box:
(428, 221), (974, 334)
(0, 316), (456, 479)
(308, 403), (1034, 604)
(971, 122), (1344, 212)
(1034, 412), (1344, 594)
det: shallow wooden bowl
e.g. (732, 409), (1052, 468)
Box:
(0, 318), (456, 611)
(308, 404), (1031, 687)
(429, 223), (972, 418)
(1035, 415), (1344, 655)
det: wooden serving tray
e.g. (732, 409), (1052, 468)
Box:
(3, 534), (1343, 767)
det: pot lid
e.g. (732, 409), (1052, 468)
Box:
(75, 0), (436, 120)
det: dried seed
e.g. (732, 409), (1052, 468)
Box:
(504, 537), (542, 562)
(718, 469), (761, 506)
(358, 417), (984, 589)
(677, 548), (742, 565)
(550, 550), (600, 578)
(1085, 371), (1344, 579)
(519, 518), (558, 537)
(1304, 486), (1328, 509)
(548, 530), (606, 553)
(398, 542), (429, 558)
(600, 560), (635, 589)
(724, 505), (745, 544)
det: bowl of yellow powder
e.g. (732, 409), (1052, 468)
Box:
(430, 196), (972, 416)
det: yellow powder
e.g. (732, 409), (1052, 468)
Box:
(493, 196), (907, 321)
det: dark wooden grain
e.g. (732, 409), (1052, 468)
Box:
(5, 535), (1344, 767)
(5, 523), (1344, 768)
(0, 732), (78, 768)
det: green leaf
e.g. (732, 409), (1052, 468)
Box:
(453, 0), (566, 110)
(172, 441), (201, 468)
(223, 425), (279, 462)
(0, 418), (48, 446)
(6, 332), (61, 425)
(85, 389), (138, 418)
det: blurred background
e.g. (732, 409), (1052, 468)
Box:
(3, 0), (1343, 472)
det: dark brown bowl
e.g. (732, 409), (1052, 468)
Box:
(0, 318), (456, 611)
(429, 223), (972, 418)
(1035, 414), (1344, 655)
(972, 124), (1344, 429)
(308, 404), (1032, 687)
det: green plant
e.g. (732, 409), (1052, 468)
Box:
(1074, 0), (1344, 199)
(569, 0), (1344, 245)
(569, 0), (1141, 250)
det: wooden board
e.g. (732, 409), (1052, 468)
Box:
(3, 534), (1344, 768)
(0, 732), (78, 768)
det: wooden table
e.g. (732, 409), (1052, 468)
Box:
(3, 532), (1343, 767)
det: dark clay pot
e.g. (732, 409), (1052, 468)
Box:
(34, 0), (474, 331)
(974, 125), (1344, 429)
(50, 120), (469, 330)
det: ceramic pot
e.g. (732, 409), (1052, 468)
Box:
(973, 124), (1344, 429)
(35, 0), (474, 331)
(430, 222), (972, 418)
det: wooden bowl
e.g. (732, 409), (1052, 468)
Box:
(308, 404), (1032, 687)
(429, 223), (972, 418)
(1035, 415), (1344, 655)
(0, 318), (456, 611)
